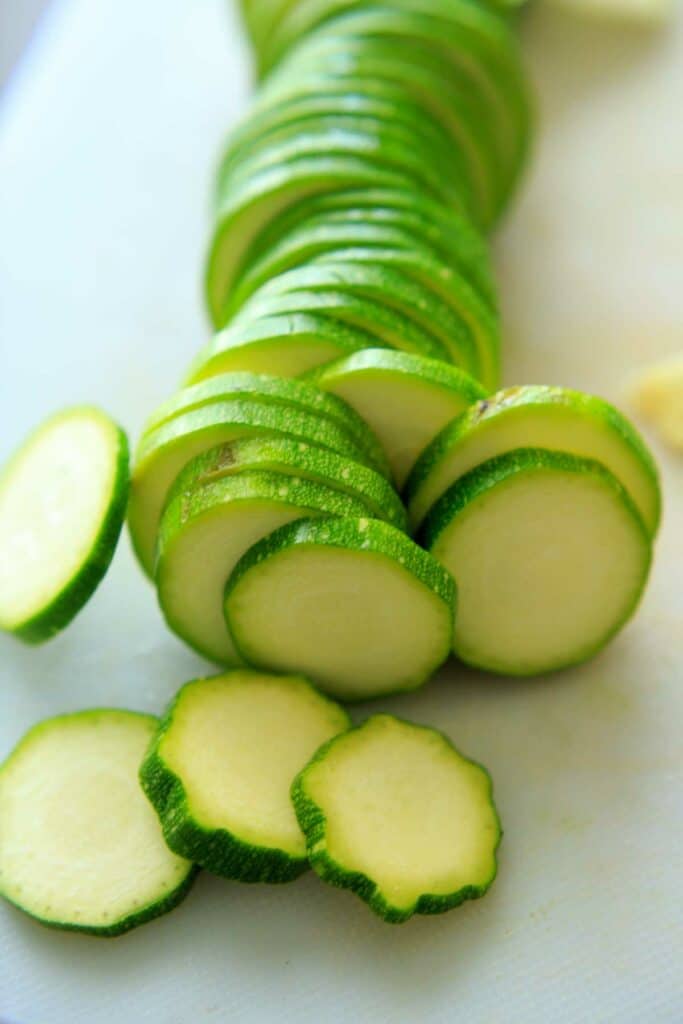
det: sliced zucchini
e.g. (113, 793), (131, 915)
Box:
(240, 186), (494, 306)
(420, 449), (652, 675)
(405, 386), (662, 535)
(292, 714), (500, 922)
(234, 285), (454, 364)
(0, 407), (129, 643)
(186, 313), (383, 384)
(225, 516), (455, 700)
(171, 437), (406, 530)
(310, 349), (486, 487)
(157, 470), (375, 664)
(140, 671), (350, 882)
(238, 262), (478, 373)
(128, 398), (372, 576)
(0, 710), (196, 936)
(142, 371), (390, 481)
(206, 155), (436, 328)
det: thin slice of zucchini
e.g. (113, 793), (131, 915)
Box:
(310, 349), (486, 487)
(0, 407), (129, 643)
(225, 516), (455, 700)
(143, 371), (390, 482)
(140, 671), (350, 882)
(157, 470), (375, 664)
(0, 710), (196, 936)
(292, 714), (500, 922)
(186, 313), (383, 385)
(405, 386), (662, 535)
(171, 438), (406, 530)
(128, 398), (372, 576)
(420, 449), (652, 675)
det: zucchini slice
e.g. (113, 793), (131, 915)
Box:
(187, 313), (383, 385)
(240, 262), (480, 377)
(156, 468), (397, 665)
(420, 449), (652, 675)
(310, 349), (486, 487)
(405, 385), (662, 535)
(0, 710), (196, 936)
(128, 398), (373, 576)
(225, 517), (455, 700)
(171, 437), (406, 530)
(143, 371), (390, 481)
(0, 407), (129, 643)
(140, 671), (350, 882)
(240, 186), (494, 306)
(292, 714), (500, 922)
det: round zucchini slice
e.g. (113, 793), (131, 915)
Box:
(405, 385), (662, 535)
(140, 671), (350, 882)
(234, 285), (454, 364)
(156, 469), (398, 665)
(128, 398), (372, 576)
(292, 714), (500, 922)
(310, 349), (486, 487)
(241, 187), (494, 306)
(225, 516), (455, 701)
(171, 437), (406, 530)
(206, 154), (421, 326)
(420, 449), (652, 676)
(186, 313), (383, 385)
(239, 262), (479, 374)
(0, 407), (129, 643)
(142, 371), (389, 481)
(0, 710), (197, 936)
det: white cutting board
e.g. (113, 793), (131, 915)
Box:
(0, 1), (681, 1021)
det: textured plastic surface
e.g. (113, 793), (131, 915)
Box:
(0, 0), (681, 1021)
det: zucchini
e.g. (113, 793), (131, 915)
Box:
(239, 186), (495, 305)
(206, 154), (420, 326)
(186, 313), (383, 384)
(233, 284), (454, 363)
(224, 516), (455, 700)
(309, 349), (486, 487)
(128, 398), (374, 576)
(0, 710), (196, 936)
(170, 437), (406, 529)
(156, 467), (399, 665)
(405, 385), (662, 535)
(238, 262), (479, 374)
(143, 371), (390, 481)
(420, 449), (652, 675)
(0, 407), (129, 643)
(140, 671), (350, 882)
(292, 714), (500, 922)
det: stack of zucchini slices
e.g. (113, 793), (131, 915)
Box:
(126, 0), (657, 691)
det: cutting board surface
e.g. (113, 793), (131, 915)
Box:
(0, 2), (681, 1021)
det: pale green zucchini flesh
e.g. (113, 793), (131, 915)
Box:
(310, 348), (486, 487)
(140, 670), (350, 882)
(292, 714), (500, 922)
(0, 710), (196, 936)
(224, 516), (455, 700)
(156, 470), (376, 665)
(405, 386), (662, 534)
(0, 407), (129, 643)
(420, 449), (652, 676)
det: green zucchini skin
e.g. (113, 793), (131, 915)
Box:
(0, 409), (130, 645)
(291, 714), (501, 923)
(0, 709), (198, 937)
(140, 672), (350, 883)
